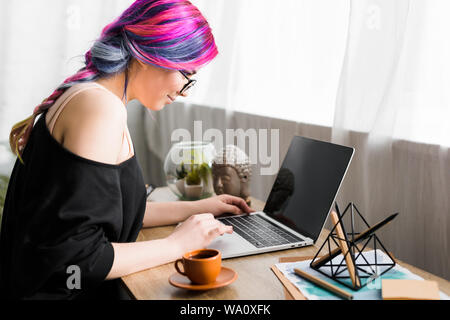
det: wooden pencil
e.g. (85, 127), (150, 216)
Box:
(294, 267), (353, 300)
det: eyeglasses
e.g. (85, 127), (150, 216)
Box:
(179, 71), (197, 95)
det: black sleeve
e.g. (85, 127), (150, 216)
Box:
(18, 157), (123, 298)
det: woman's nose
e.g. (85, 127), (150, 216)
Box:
(216, 177), (223, 188)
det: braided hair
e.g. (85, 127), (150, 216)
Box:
(10, 0), (218, 163)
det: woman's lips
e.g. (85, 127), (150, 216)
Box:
(167, 95), (175, 102)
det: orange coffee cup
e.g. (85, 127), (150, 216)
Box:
(174, 249), (222, 284)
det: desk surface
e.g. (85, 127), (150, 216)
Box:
(121, 187), (450, 300)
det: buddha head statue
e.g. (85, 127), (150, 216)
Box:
(212, 145), (252, 205)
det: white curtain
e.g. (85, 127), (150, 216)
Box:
(145, 0), (450, 279)
(0, 0), (133, 174)
(186, 0), (349, 126)
(331, 0), (450, 279)
(190, 0), (449, 146)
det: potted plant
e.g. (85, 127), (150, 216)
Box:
(164, 141), (216, 200)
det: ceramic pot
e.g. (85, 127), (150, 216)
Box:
(184, 180), (203, 199)
(175, 178), (185, 195)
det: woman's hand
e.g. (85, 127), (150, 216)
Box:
(166, 213), (233, 255)
(195, 194), (255, 217)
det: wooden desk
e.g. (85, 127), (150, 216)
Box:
(121, 187), (450, 300)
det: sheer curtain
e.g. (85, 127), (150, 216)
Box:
(332, 0), (450, 279)
(0, 0), (133, 175)
(145, 0), (449, 279)
(186, 0), (349, 126)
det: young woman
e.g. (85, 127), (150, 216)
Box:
(0, 0), (253, 300)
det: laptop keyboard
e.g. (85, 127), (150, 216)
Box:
(219, 214), (304, 248)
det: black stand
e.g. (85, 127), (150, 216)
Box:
(310, 202), (396, 291)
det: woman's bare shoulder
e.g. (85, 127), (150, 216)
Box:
(58, 86), (127, 165)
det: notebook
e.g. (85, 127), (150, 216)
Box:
(382, 279), (440, 300)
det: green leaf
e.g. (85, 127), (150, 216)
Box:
(0, 175), (10, 223)
(198, 163), (211, 183)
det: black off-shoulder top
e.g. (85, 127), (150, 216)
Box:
(0, 110), (146, 299)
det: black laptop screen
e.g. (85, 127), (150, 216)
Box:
(264, 136), (354, 241)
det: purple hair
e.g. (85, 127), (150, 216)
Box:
(10, 0), (218, 163)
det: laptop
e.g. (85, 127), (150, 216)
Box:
(208, 136), (355, 259)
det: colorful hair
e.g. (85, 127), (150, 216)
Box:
(10, 0), (218, 163)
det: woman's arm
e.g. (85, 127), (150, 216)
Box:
(106, 213), (232, 279)
(111, 195), (252, 279)
(143, 194), (255, 228)
(106, 238), (179, 279)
